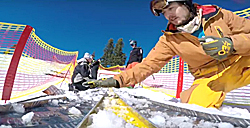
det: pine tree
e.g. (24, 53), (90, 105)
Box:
(113, 38), (127, 66)
(101, 38), (115, 67)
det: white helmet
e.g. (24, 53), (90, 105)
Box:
(83, 52), (92, 59)
(150, 0), (194, 16)
(129, 39), (137, 46)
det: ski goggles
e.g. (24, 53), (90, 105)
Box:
(150, 0), (169, 16)
(151, 0), (188, 16)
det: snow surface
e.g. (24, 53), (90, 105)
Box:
(115, 88), (250, 120)
(70, 86), (250, 127)
(1, 83), (250, 128)
(21, 112), (34, 125)
(112, 88), (250, 128)
(87, 110), (136, 128)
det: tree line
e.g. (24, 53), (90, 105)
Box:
(100, 38), (127, 67)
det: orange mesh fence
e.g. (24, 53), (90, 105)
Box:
(99, 64), (125, 73)
(0, 22), (78, 101)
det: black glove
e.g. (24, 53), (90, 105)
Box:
(82, 77), (120, 88)
(199, 36), (234, 60)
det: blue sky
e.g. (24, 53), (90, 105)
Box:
(0, 0), (249, 63)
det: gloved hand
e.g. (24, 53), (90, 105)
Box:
(82, 77), (120, 88)
(199, 36), (234, 60)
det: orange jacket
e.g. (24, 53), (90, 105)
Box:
(114, 5), (250, 87)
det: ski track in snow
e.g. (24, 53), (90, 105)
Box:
(1, 86), (250, 128)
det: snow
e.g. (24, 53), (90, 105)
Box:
(1, 82), (250, 127)
(21, 112), (34, 125)
(115, 88), (250, 120)
(88, 110), (136, 128)
(0, 91), (48, 105)
(0, 125), (12, 128)
(149, 115), (166, 126)
(69, 107), (82, 116)
(79, 87), (250, 127)
(49, 99), (59, 106)
(218, 123), (234, 128)
(219, 105), (250, 119)
(11, 103), (25, 113)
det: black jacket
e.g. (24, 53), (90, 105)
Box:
(126, 47), (143, 66)
(71, 59), (90, 83)
(90, 59), (100, 79)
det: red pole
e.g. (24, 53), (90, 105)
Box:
(60, 62), (73, 87)
(2, 25), (33, 100)
(176, 57), (184, 98)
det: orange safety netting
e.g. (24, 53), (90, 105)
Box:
(99, 64), (125, 73)
(0, 22), (78, 101)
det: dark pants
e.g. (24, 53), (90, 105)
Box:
(91, 65), (99, 79)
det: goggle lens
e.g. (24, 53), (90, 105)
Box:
(150, 0), (169, 16)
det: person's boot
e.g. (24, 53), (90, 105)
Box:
(73, 89), (79, 93)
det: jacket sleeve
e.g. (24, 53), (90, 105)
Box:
(90, 60), (100, 67)
(138, 48), (143, 62)
(126, 52), (132, 67)
(114, 35), (176, 87)
(222, 9), (250, 56)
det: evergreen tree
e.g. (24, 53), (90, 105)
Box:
(101, 38), (115, 67)
(113, 38), (127, 66)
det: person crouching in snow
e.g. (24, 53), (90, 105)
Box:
(83, 0), (250, 109)
(69, 52), (93, 91)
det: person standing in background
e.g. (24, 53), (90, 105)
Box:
(126, 39), (143, 70)
(90, 52), (100, 80)
(125, 39), (143, 88)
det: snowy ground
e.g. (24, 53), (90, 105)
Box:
(113, 88), (250, 128)
(114, 88), (250, 119)
(1, 85), (250, 128)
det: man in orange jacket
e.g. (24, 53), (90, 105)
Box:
(83, 0), (250, 108)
